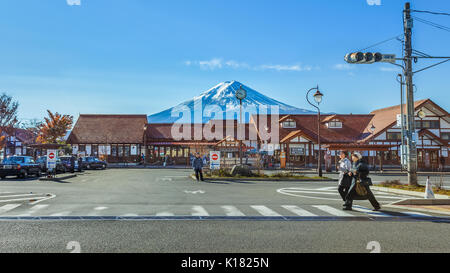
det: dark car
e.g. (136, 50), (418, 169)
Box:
(0, 156), (41, 179)
(36, 156), (66, 174)
(60, 156), (81, 173)
(83, 157), (107, 170)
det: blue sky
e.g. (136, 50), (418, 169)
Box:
(0, 0), (449, 122)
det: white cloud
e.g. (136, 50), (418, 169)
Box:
(199, 58), (223, 70)
(184, 58), (316, 72)
(67, 0), (81, 6)
(333, 63), (354, 70)
(379, 67), (400, 72)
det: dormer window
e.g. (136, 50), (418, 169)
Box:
(282, 119), (296, 128)
(327, 119), (343, 128)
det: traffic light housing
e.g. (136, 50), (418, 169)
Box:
(345, 52), (384, 64)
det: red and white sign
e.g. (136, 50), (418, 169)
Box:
(210, 151), (220, 170)
(47, 149), (58, 171)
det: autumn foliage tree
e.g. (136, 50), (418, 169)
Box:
(0, 93), (19, 149)
(37, 110), (74, 144)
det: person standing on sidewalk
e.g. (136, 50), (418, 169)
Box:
(192, 153), (204, 181)
(343, 152), (380, 211)
(337, 151), (352, 201)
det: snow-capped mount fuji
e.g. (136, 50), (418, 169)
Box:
(147, 81), (315, 123)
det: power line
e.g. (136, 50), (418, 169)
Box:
(412, 16), (450, 33)
(356, 35), (403, 52)
(411, 9), (450, 16)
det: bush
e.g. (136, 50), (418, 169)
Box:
(380, 180), (403, 186)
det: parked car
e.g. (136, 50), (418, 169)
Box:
(83, 157), (107, 170)
(36, 156), (66, 174)
(0, 156), (41, 179)
(60, 156), (81, 173)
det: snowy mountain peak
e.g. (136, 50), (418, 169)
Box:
(148, 81), (315, 123)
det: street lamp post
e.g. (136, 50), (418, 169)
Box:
(306, 85), (324, 177)
(370, 124), (376, 171)
(143, 124), (148, 167)
(236, 85), (247, 166)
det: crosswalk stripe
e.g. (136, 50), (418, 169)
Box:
(221, 206), (245, 216)
(0, 204), (21, 214)
(17, 205), (49, 216)
(312, 205), (354, 217)
(0, 193), (41, 199)
(192, 206), (209, 216)
(156, 212), (175, 216)
(250, 206), (282, 217)
(282, 205), (317, 216)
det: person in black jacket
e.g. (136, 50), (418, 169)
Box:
(192, 153), (204, 181)
(343, 152), (380, 211)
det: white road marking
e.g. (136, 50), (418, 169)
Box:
(0, 196), (48, 203)
(221, 206), (245, 216)
(315, 187), (337, 191)
(313, 205), (354, 217)
(0, 204), (21, 214)
(184, 190), (205, 194)
(16, 205), (49, 216)
(282, 205), (317, 216)
(121, 213), (139, 217)
(94, 206), (108, 211)
(352, 206), (390, 217)
(191, 206), (209, 216)
(50, 211), (72, 216)
(0, 193), (41, 199)
(250, 205), (282, 217)
(156, 212), (175, 216)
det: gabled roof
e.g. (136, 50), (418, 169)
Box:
(361, 99), (448, 142)
(418, 129), (449, 146)
(321, 114), (346, 123)
(276, 114), (373, 144)
(67, 114), (148, 144)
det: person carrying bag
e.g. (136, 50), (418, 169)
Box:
(343, 152), (380, 211)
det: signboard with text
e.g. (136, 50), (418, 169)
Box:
(210, 151), (220, 170)
(47, 149), (57, 171)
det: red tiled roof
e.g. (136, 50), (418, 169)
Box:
(67, 114), (148, 144)
(361, 99), (430, 142)
(277, 114), (374, 144)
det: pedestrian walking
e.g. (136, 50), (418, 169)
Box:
(78, 155), (83, 172)
(343, 152), (380, 211)
(70, 155), (76, 173)
(337, 151), (352, 201)
(192, 153), (204, 181)
(164, 154), (169, 167)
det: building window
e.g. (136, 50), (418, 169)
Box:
(124, 145), (130, 156)
(328, 119), (343, 128)
(442, 132), (450, 140)
(387, 132), (402, 140)
(415, 120), (439, 129)
(111, 145), (117, 156)
(282, 119), (296, 128)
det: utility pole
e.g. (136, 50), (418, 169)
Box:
(403, 2), (418, 186)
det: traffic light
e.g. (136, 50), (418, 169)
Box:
(344, 52), (383, 64)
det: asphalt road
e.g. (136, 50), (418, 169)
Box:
(0, 168), (449, 253)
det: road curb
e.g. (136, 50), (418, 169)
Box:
(384, 204), (450, 216)
(372, 186), (450, 199)
(191, 174), (337, 182)
(39, 174), (77, 182)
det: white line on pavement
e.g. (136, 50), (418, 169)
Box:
(221, 206), (245, 216)
(400, 211), (431, 217)
(50, 211), (72, 216)
(0, 193), (41, 199)
(191, 206), (209, 216)
(156, 212), (175, 216)
(352, 206), (390, 217)
(0, 197), (48, 203)
(282, 205), (317, 216)
(16, 205), (49, 216)
(312, 205), (354, 217)
(250, 206), (282, 217)
(0, 204), (21, 214)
